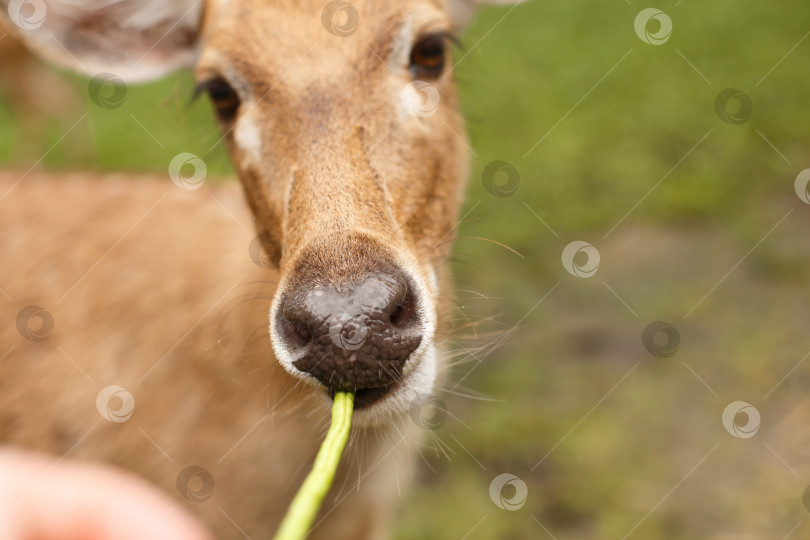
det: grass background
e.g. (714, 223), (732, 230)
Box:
(3, 1), (810, 538)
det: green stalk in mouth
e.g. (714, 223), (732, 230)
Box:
(273, 391), (355, 540)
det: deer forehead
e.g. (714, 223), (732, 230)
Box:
(201, 1), (453, 162)
(198, 0), (449, 88)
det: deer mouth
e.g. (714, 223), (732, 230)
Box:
(329, 381), (399, 409)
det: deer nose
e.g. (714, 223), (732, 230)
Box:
(276, 271), (422, 404)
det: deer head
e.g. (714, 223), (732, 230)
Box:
(1, 0), (515, 423)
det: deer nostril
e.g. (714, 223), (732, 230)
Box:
(279, 309), (312, 350)
(389, 283), (417, 329)
(292, 322), (312, 344)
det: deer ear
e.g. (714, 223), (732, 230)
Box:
(1, 0), (203, 83)
(445, 0), (524, 30)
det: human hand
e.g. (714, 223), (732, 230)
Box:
(0, 448), (213, 540)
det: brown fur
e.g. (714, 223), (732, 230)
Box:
(0, 172), (412, 538)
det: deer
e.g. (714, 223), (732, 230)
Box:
(0, 0), (517, 537)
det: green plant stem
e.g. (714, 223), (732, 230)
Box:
(273, 391), (354, 540)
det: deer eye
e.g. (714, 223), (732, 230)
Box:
(201, 78), (240, 122)
(409, 34), (447, 78)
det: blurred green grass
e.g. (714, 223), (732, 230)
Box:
(3, 1), (810, 538)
